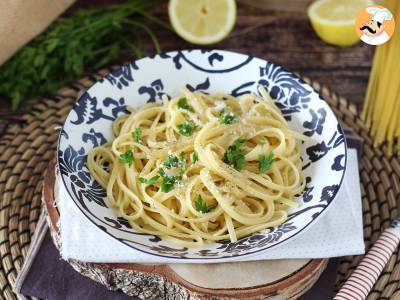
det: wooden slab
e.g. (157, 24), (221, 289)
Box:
(43, 160), (328, 299)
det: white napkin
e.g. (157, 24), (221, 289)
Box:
(59, 149), (364, 263)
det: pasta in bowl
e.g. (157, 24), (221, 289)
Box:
(87, 87), (305, 247)
(57, 49), (346, 261)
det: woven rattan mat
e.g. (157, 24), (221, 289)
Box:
(0, 70), (399, 300)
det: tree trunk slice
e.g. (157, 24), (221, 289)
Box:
(43, 160), (328, 299)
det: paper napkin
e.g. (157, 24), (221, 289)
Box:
(59, 149), (364, 263)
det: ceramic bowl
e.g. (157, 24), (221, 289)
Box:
(57, 49), (347, 261)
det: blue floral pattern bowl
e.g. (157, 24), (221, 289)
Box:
(57, 49), (347, 262)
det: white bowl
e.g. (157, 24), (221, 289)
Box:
(57, 49), (347, 262)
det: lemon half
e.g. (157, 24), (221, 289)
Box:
(168, 0), (236, 45)
(308, 0), (374, 47)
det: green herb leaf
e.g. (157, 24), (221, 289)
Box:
(194, 195), (215, 213)
(260, 139), (267, 145)
(223, 139), (246, 171)
(177, 97), (194, 112)
(219, 108), (237, 125)
(164, 154), (180, 168)
(192, 151), (199, 164)
(164, 154), (186, 175)
(259, 151), (274, 173)
(157, 168), (181, 193)
(132, 128), (142, 143)
(139, 175), (160, 185)
(160, 177), (175, 193)
(119, 149), (134, 167)
(180, 156), (186, 175)
(177, 120), (197, 137)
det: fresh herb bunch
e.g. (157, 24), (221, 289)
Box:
(0, 0), (165, 110)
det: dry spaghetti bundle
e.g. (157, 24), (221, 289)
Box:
(362, 0), (400, 154)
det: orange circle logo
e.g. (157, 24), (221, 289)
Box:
(355, 5), (395, 45)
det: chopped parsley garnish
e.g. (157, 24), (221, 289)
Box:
(219, 108), (237, 125)
(177, 97), (194, 112)
(158, 168), (182, 193)
(164, 154), (180, 168)
(164, 154), (186, 175)
(192, 151), (199, 164)
(259, 151), (274, 173)
(223, 139), (246, 171)
(119, 149), (134, 167)
(132, 128), (142, 143)
(180, 157), (187, 174)
(177, 120), (197, 137)
(195, 195), (216, 213)
(138, 175), (160, 185)
(260, 139), (267, 145)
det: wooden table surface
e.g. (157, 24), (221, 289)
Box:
(0, 2), (374, 132)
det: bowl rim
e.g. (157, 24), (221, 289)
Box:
(57, 48), (348, 261)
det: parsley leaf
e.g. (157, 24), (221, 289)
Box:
(138, 175), (160, 185)
(164, 154), (186, 175)
(195, 195), (216, 213)
(177, 97), (194, 112)
(177, 120), (197, 137)
(180, 156), (187, 175)
(223, 139), (246, 171)
(119, 149), (134, 167)
(164, 154), (180, 168)
(219, 108), (237, 124)
(260, 139), (267, 145)
(160, 177), (176, 193)
(192, 151), (199, 164)
(259, 151), (274, 173)
(157, 168), (181, 193)
(132, 128), (142, 143)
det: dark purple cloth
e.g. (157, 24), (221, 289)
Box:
(20, 231), (338, 300)
(20, 136), (361, 299)
(299, 258), (340, 300)
(21, 232), (134, 300)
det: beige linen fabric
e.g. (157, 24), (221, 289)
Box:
(0, 0), (75, 65)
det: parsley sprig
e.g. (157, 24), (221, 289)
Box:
(132, 128), (142, 143)
(138, 175), (160, 185)
(192, 151), (199, 164)
(194, 195), (216, 213)
(177, 120), (197, 137)
(259, 151), (274, 173)
(164, 154), (186, 175)
(158, 168), (182, 193)
(177, 97), (194, 112)
(223, 139), (246, 171)
(119, 149), (135, 167)
(0, 0), (165, 110)
(164, 154), (180, 168)
(219, 108), (237, 125)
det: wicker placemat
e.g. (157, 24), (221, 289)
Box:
(0, 69), (399, 300)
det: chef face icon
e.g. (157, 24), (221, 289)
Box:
(355, 5), (395, 46)
(360, 19), (386, 38)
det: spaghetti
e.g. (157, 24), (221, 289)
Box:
(87, 86), (306, 247)
(362, 0), (400, 154)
